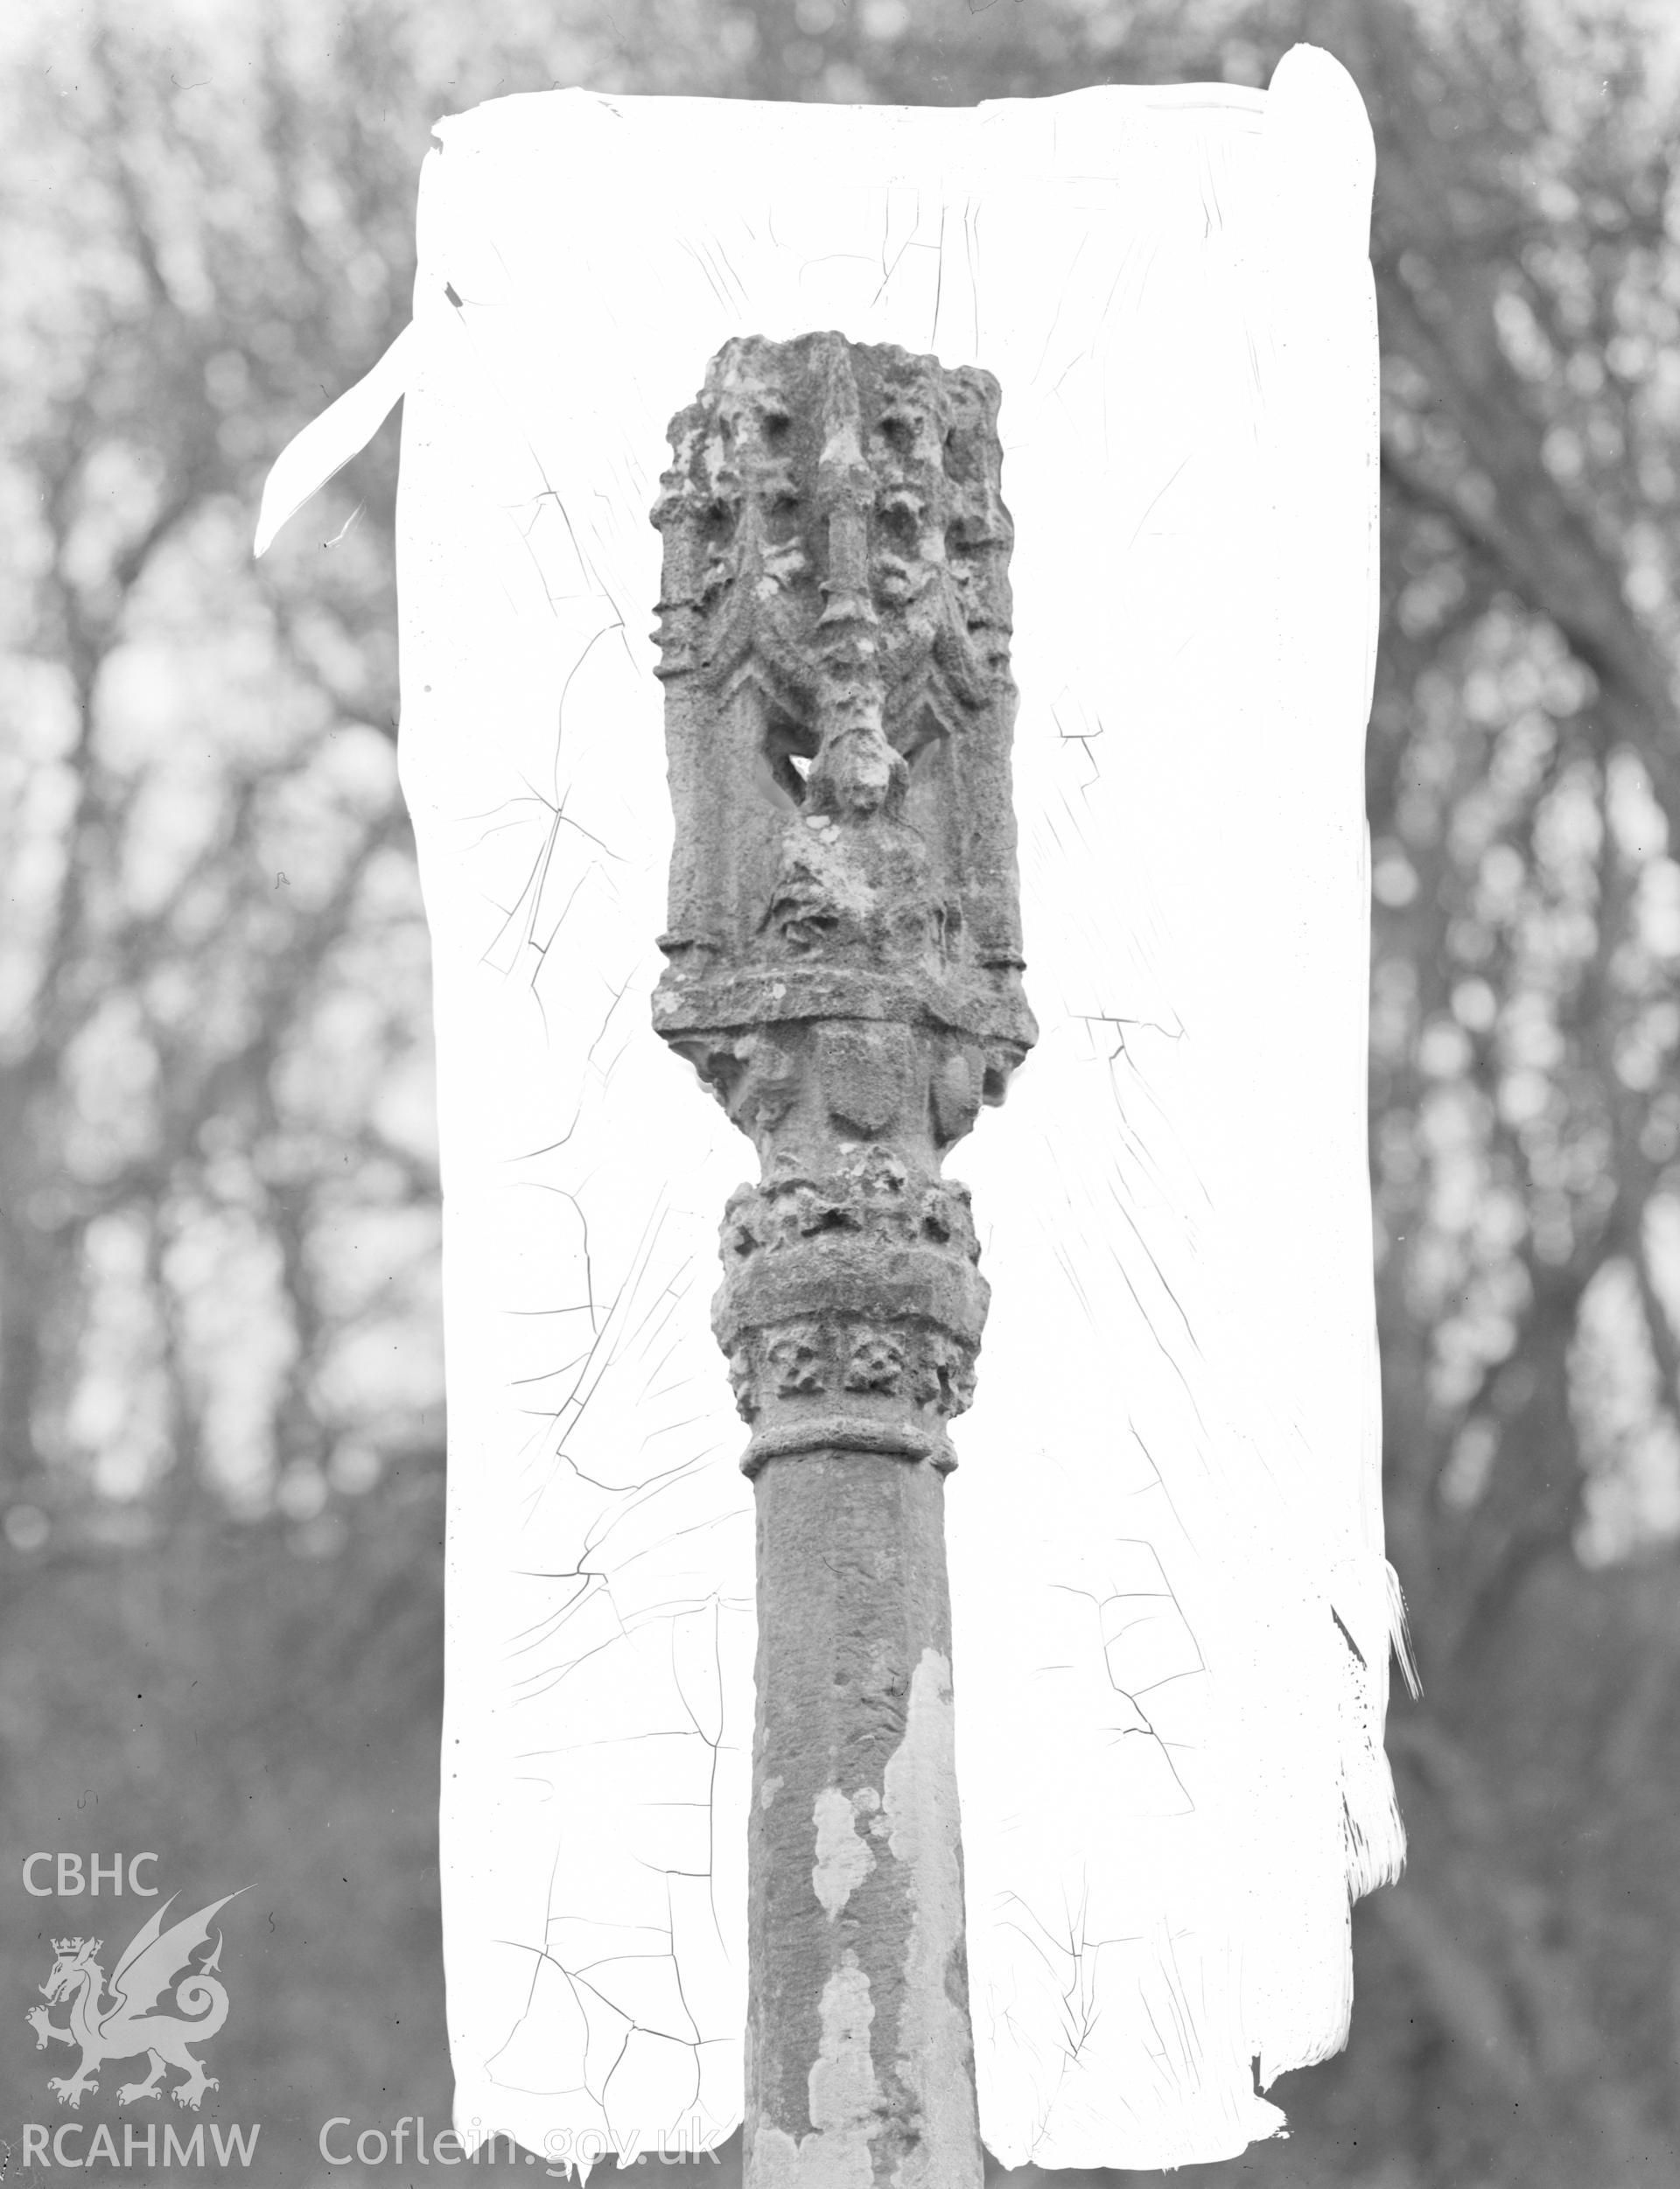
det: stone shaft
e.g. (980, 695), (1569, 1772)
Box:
(748, 1452), (978, 2189)
(649, 333), (1034, 2189)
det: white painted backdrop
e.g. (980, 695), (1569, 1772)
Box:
(261, 45), (1411, 2174)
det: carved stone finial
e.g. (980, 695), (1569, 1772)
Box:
(650, 332), (1036, 1476)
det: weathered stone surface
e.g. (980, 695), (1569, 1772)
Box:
(650, 334), (1032, 2189)
(649, 331), (1032, 1039)
(651, 331), (1034, 1478)
(746, 1456), (985, 2189)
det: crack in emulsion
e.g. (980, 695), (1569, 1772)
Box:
(487, 1594), (745, 2137)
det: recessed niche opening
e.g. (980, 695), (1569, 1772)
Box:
(761, 710), (821, 808)
(703, 493), (737, 549)
(878, 498), (920, 554)
(878, 410), (916, 458)
(895, 713), (950, 827)
(896, 711), (947, 769)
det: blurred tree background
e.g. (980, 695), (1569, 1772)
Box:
(2, 0), (1678, 2183)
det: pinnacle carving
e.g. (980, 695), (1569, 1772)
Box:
(650, 333), (1036, 1475)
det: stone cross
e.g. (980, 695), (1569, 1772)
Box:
(649, 332), (1035, 2189)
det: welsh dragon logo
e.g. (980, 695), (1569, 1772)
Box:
(25, 1889), (248, 2111)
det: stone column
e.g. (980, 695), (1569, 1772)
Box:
(649, 333), (1035, 2189)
